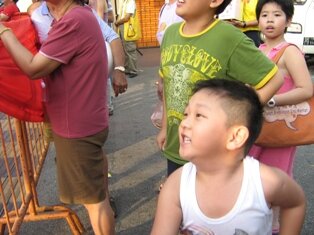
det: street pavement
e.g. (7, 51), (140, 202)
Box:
(19, 48), (314, 234)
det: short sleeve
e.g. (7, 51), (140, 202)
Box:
(40, 16), (79, 64)
(227, 36), (278, 89)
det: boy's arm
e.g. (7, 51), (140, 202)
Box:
(261, 164), (306, 235)
(156, 77), (167, 150)
(255, 70), (284, 105)
(150, 169), (182, 235)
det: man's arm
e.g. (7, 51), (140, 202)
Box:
(114, 13), (132, 27)
(109, 38), (127, 96)
(261, 164), (306, 235)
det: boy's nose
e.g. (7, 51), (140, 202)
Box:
(180, 117), (191, 128)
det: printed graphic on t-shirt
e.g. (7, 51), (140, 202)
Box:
(161, 44), (222, 122)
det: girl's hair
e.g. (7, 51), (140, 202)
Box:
(256, 0), (294, 20)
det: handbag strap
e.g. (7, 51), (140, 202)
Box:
(271, 43), (293, 64)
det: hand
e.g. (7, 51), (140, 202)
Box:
(156, 127), (167, 151)
(112, 70), (128, 96)
(0, 23), (5, 31)
(114, 21), (120, 27)
(228, 19), (244, 28)
(156, 78), (163, 101)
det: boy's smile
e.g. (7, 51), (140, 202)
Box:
(179, 90), (228, 162)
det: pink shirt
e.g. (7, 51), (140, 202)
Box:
(260, 42), (295, 94)
(40, 6), (108, 138)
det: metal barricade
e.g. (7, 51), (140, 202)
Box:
(0, 113), (84, 234)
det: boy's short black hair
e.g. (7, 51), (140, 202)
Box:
(256, 0), (294, 20)
(193, 79), (263, 154)
(216, 0), (233, 15)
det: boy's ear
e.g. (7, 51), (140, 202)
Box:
(225, 125), (249, 151)
(209, 0), (225, 9)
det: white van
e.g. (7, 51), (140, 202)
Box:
(285, 0), (314, 59)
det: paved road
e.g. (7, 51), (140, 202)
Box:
(19, 49), (314, 234)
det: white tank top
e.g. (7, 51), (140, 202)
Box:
(180, 157), (272, 235)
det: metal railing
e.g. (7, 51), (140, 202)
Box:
(0, 114), (84, 234)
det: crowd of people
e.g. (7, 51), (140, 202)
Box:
(0, 0), (311, 234)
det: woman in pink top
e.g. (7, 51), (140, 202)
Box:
(249, 0), (313, 234)
(0, 0), (127, 234)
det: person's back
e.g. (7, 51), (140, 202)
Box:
(157, 0), (284, 176)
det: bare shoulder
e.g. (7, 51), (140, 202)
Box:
(163, 167), (182, 193)
(259, 163), (305, 206)
(259, 164), (282, 202)
(283, 44), (304, 60)
(159, 167), (183, 202)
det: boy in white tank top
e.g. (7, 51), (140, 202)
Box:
(151, 79), (306, 235)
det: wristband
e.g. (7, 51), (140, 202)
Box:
(114, 66), (125, 72)
(267, 97), (276, 108)
(0, 27), (11, 37)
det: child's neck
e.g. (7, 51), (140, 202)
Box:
(183, 16), (215, 35)
(264, 35), (286, 49)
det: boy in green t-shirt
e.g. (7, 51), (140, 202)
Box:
(156, 0), (284, 176)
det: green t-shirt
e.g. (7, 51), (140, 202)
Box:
(160, 19), (277, 165)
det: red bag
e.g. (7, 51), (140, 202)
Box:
(0, 13), (44, 122)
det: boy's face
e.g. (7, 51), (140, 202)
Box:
(175, 0), (212, 19)
(258, 2), (290, 40)
(179, 90), (228, 162)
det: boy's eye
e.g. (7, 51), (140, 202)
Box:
(196, 113), (203, 118)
